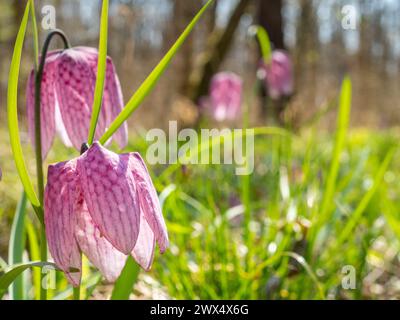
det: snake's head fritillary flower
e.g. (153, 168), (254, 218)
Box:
(260, 50), (293, 100)
(44, 142), (168, 286)
(27, 47), (128, 159)
(207, 72), (243, 122)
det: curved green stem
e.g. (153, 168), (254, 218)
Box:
(249, 25), (272, 64)
(35, 29), (71, 300)
(35, 29), (70, 200)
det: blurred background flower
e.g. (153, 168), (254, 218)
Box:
(202, 72), (243, 122)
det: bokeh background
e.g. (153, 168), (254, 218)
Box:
(1, 0), (400, 130)
(1, 0), (400, 300)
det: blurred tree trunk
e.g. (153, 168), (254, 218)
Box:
(258, 0), (284, 49)
(206, 0), (218, 34)
(188, 0), (251, 103)
(113, 2), (136, 70)
(13, 0), (24, 26)
(295, 0), (317, 80)
(257, 0), (286, 123)
(171, 0), (202, 95)
(293, 0), (318, 123)
(359, 0), (373, 66)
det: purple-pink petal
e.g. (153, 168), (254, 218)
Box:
(44, 142), (168, 285)
(73, 47), (124, 146)
(128, 152), (169, 253)
(131, 212), (156, 271)
(75, 199), (127, 282)
(262, 50), (293, 100)
(209, 72), (242, 122)
(27, 46), (127, 157)
(26, 51), (60, 158)
(77, 142), (140, 254)
(104, 57), (128, 149)
(44, 159), (82, 287)
(55, 48), (97, 150)
(73, 47), (127, 149)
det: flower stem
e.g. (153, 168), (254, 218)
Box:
(39, 228), (47, 300)
(35, 29), (71, 300)
(73, 286), (80, 300)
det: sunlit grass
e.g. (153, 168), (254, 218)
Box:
(145, 127), (400, 299)
(1, 121), (400, 299)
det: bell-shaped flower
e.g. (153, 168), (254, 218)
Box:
(204, 72), (242, 122)
(26, 47), (128, 158)
(44, 142), (168, 286)
(259, 50), (293, 100)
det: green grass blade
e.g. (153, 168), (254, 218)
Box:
(50, 273), (101, 300)
(7, 2), (40, 210)
(110, 256), (140, 300)
(310, 77), (352, 240)
(88, 0), (109, 145)
(382, 198), (400, 240)
(0, 257), (7, 270)
(337, 148), (395, 245)
(29, 0), (39, 70)
(25, 218), (41, 300)
(250, 25), (272, 63)
(8, 192), (28, 300)
(159, 126), (289, 182)
(283, 252), (325, 299)
(99, 0), (214, 144)
(0, 261), (59, 299)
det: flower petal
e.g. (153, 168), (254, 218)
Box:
(55, 48), (97, 150)
(54, 99), (73, 148)
(131, 212), (155, 271)
(75, 199), (127, 282)
(210, 72), (242, 122)
(77, 48), (127, 147)
(44, 159), (81, 286)
(27, 51), (60, 158)
(74, 47), (127, 147)
(129, 153), (169, 253)
(104, 57), (128, 149)
(263, 50), (293, 99)
(74, 47), (109, 143)
(77, 142), (140, 254)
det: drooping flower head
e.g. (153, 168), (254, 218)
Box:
(44, 142), (168, 286)
(27, 47), (128, 158)
(204, 72), (243, 122)
(259, 50), (293, 100)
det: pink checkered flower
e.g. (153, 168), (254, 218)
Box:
(26, 47), (128, 158)
(206, 72), (243, 122)
(260, 50), (293, 100)
(44, 142), (168, 286)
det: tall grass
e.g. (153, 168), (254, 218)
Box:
(146, 126), (398, 299)
(1, 86), (399, 299)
